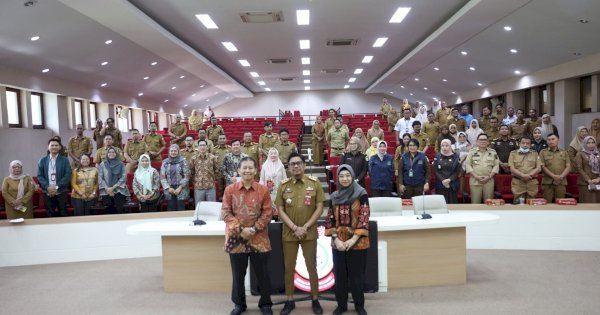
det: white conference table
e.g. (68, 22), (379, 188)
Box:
(127, 212), (499, 292)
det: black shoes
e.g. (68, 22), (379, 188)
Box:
(260, 305), (273, 315)
(230, 304), (246, 315)
(312, 300), (323, 315)
(332, 306), (347, 315)
(355, 307), (368, 315)
(280, 301), (295, 315)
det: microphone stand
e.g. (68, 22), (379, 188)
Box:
(419, 188), (432, 220)
(193, 205), (206, 226)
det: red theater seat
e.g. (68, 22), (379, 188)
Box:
(494, 174), (514, 203)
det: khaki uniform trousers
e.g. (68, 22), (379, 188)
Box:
(125, 162), (138, 174)
(470, 180), (495, 204)
(542, 184), (566, 203)
(283, 239), (318, 296)
(511, 178), (538, 202)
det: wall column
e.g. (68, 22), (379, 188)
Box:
(553, 79), (580, 148)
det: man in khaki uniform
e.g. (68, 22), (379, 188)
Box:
(410, 121), (429, 151)
(180, 136), (197, 167)
(241, 131), (260, 165)
(193, 128), (214, 153)
(94, 134), (124, 164)
(492, 104), (505, 122)
(275, 153), (324, 315)
(93, 119), (104, 149)
(68, 124), (93, 168)
(168, 115), (187, 147)
(100, 118), (122, 149)
(258, 121), (279, 159)
(479, 107), (492, 131)
(332, 115), (350, 135)
(509, 109), (527, 140)
(327, 119), (349, 157)
(485, 117), (500, 140)
(423, 113), (440, 149)
(380, 98), (391, 119)
(446, 108), (467, 132)
(143, 122), (166, 163)
(386, 107), (399, 133)
(274, 128), (298, 169)
(213, 134), (232, 201)
(206, 116), (225, 144)
(525, 108), (542, 137)
(539, 133), (571, 202)
(436, 101), (451, 126)
(324, 109), (336, 139)
(465, 133), (500, 203)
(124, 129), (148, 173)
(508, 136), (542, 203)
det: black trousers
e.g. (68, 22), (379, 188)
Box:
(102, 194), (127, 214)
(139, 198), (159, 212)
(333, 249), (367, 309)
(72, 198), (95, 216)
(371, 189), (391, 197)
(44, 193), (68, 217)
(229, 252), (272, 308)
(167, 198), (185, 211)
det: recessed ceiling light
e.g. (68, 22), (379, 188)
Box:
(344, 85), (350, 89)
(250, 72), (259, 78)
(442, 79), (448, 82)
(354, 68), (363, 74)
(303, 70), (310, 76)
(579, 19), (589, 24)
(164, 99), (169, 102)
(301, 57), (311, 65)
(514, 70), (521, 75)
(100, 83), (107, 87)
(265, 88), (271, 91)
(101, 61), (108, 66)
(200, 85), (205, 88)
(510, 48), (518, 54)
(469, 66), (476, 71)
(30, 36), (40, 41)
(389, 7), (411, 23)
(238, 59), (251, 67)
(171, 86), (176, 90)
(362, 56), (373, 63)
(409, 93), (414, 96)
(414, 78), (419, 81)
(138, 93), (144, 96)
(373, 37), (388, 47)
(195, 14), (219, 29)
(151, 61), (158, 66)
(423, 87), (428, 90)
(183, 104), (188, 107)
(434, 67), (439, 71)
(451, 91), (456, 95)
(433, 97), (438, 101)
(178, 75), (184, 79)
(257, 81), (266, 86)
(400, 85), (405, 89)
(348, 77), (356, 83)
(296, 10), (310, 25)
(42, 68), (49, 73)
(461, 51), (468, 56)
(477, 83), (483, 86)
(192, 94), (196, 97)
(299, 40), (310, 50)
(390, 92), (394, 94)
(504, 25), (512, 31)
(105, 40), (112, 45)
(143, 76), (149, 80)
(304, 86), (311, 90)
(304, 79), (311, 84)
(221, 42), (238, 52)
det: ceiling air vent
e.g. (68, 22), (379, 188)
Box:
(240, 11), (283, 23)
(326, 38), (359, 46)
(320, 69), (344, 74)
(279, 77), (297, 82)
(266, 58), (292, 64)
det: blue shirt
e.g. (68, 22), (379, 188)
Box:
(459, 113), (474, 126)
(368, 154), (395, 191)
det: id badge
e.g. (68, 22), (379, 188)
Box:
(51, 173), (56, 181)
(304, 191), (312, 206)
(408, 169), (414, 177)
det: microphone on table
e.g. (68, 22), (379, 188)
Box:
(193, 204), (206, 226)
(418, 188), (432, 220)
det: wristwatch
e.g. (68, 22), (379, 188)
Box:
(250, 227), (257, 234)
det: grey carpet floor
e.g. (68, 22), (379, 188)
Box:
(1, 250), (599, 315)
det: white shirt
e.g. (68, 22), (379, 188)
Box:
(503, 115), (517, 126)
(394, 117), (416, 136)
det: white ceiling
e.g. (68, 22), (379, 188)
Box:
(0, 0), (599, 111)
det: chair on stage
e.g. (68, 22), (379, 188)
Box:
(193, 201), (223, 221)
(411, 194), (449, 215)
(368, 197), (402, 216)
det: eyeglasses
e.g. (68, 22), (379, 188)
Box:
(289, 161), (304, 167)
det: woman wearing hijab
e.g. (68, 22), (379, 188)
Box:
(347, 128), (369, 154)
(188, 109), (204, 132)
(160, 144), (190, 211)
(575, 136), (600, 203)
(341, 137), (368, 187)
(453, 132), (472, 168)
(433, 139), (461, 204)
(540, 114), (558, 140)
(133, 154), (161, 212)
(466, 119), (484, 146)
(98, 146), (130, 214)
(449, 124), (459, 142)
(415, 103), (428, 124)
(2, 160), (35, 219)
(590, 118), (600, 149)
(312, 116), (326, 166)
(365, 137), (379, 161)
(260, 147), (287, 211)
(366, 120), (384, 143)
(568, 126), (589, 172)
(531, 127), (549, 153)
(70, 154), (98, 216)
(324, 165), (370, 315)
(368, 141), (395, 197)
(397, 139), (430, 199)
(435, 125), (456, 153)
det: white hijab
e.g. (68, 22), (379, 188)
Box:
(260, 148), (286, 185)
